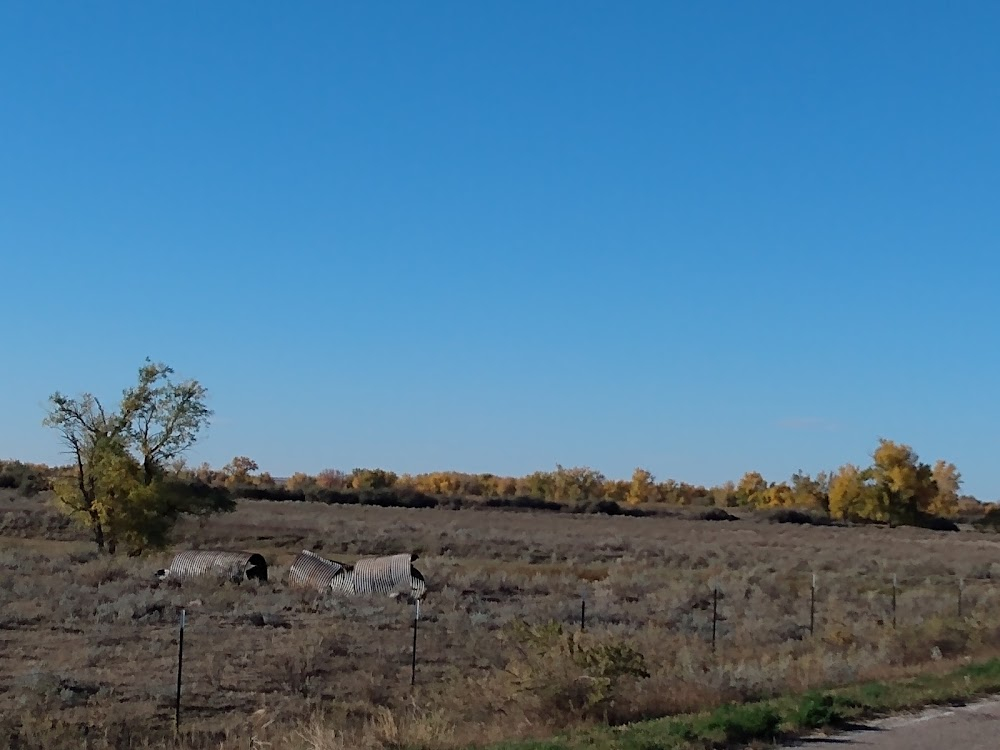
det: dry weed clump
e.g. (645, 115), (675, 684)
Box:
(5, 497), (1000, 749)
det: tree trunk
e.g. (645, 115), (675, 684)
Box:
(91, 513), (106, 552)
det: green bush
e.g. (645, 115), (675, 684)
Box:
(791, 691), (844, 729)
(956, 658), (1000, 680)
(854, 681), (889, 707)
(700, 703), (782, 744)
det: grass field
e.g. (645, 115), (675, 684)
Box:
(4, 492), (1000, 749)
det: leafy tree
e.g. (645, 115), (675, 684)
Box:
(518, 471), (555, 499)
(602, 479), (630, 504)
(285, 472), (315, 492)
(350, 467), (397, 490)
(790, 470), (829, 510)
(492, 475), (518, 497)
(626, 467), (655, 505)
(44, 359), (227, 554)
(120, 360), (211, 485)
(413, 471), (469, 496)
(223, 455), (259, 487)
(736, 471), (768, 506)
(315, 468), (347, 490)
(762, 482), (796, 508)
(870, 438), (938, 526)
(552, 465), (606, 502)
(827, 464), (874, 521)
(710, 480), (739, 508)
(255, 471), (277, 488)
(194, 461), (223, 486)
(828, 440), (941, 525)
(929, 460), (961, 517)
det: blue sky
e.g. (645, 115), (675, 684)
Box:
(2, 2), (998, 498)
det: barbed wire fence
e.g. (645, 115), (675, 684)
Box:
(120, 569), (1000, 739)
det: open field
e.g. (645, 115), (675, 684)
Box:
(4, 493), (1000, 749)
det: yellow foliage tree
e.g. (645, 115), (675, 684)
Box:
(552, 465), (606, 502)
(736, 471), (768, 506)
(929, 460), (961, 517)
(626, 467), (655, 505)
(870, 438), (937, 525)
(315, 469), (347, 490)
(762, 482), (795, 508)
(493, 476), (518, 497)
(285, 472), (315, 492)
(350, 468), (397, 490)
(602, 479), (629, 504)
(827, 464), (873, 521)
(829, 440), (942, 525)
(790, 470), (829, 510)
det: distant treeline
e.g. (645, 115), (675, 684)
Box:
(0, 460), (51, 496)
(3, 436), (993, 530)
(185, 440), (986, 527)
(236, 483), (654, 517)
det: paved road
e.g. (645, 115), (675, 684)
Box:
(784, 698), (1000, 749)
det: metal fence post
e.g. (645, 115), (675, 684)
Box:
(891, 574), (897, 630)
(810, 573), (816, 637)
(175, 608), (185, 732)
(410, 600), (420, 687)
(711, 587), (718, 654)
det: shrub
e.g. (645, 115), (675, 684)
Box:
(572, 500), (651, 517)
(972, 508), (1000, 532)
(700, 703), (782, 744)
(956, 658), (1000, 680)
(484, 496), (563, 512)
(854, 681), (889, 707)
(698, 508), (739, 521)
(499, 619), (650, 721)
(235, 485), (306, 502)
(791, 691), (844, 729)
(766, 508), (831, 526)
(358, 488), (438, 509)
(912, 513), (960, 532)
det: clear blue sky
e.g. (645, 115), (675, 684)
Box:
(2, 2), (998, 498)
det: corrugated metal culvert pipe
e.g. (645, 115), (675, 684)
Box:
(288, 550), (426, 602)
(161, 550), (269, 582)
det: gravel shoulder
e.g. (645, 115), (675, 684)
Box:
(784, 696), (1000, 749)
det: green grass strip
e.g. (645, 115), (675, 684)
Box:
(482, 658), (1000, 749)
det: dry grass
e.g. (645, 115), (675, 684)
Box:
(3, 492), (1000, 749)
